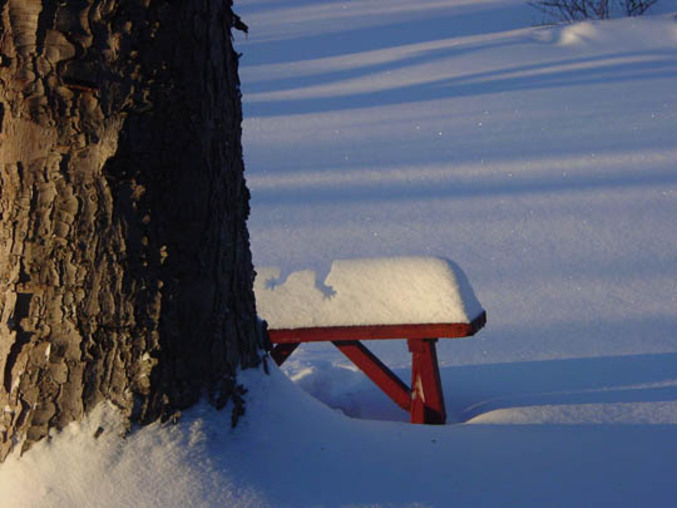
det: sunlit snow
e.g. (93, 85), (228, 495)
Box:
(255, 256), (484, 328)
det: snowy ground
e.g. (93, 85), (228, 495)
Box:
(1, 1), (676, 506)
(241, 0), (677, 420)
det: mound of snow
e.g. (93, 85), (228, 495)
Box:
(0, 401), (267, 507)
(255, 257), (484, 329)
(555, 15), (677, 48)
(3, 365), (675, 506)
(468, 401), (677, 425)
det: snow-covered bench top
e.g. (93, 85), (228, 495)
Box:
(254, 256), (485, 331)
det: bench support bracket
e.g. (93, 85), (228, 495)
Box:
(333, 340), (411, 412)
(270, 337), (448, 424)
(267, 315), (487, 425)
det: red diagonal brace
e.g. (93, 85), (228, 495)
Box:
(408, 338), (446, 424)
(333, 340), (412, 412)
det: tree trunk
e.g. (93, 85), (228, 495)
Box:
(0, 0), (262, 461)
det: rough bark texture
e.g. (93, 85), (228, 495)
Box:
(0, 0), (263, 461)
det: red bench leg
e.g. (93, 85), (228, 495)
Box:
(271, 343), (299, 366)
(408, 339), (447, 424)
(333, 340), (412, 412)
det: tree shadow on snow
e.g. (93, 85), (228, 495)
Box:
(245, 50), (677, 117)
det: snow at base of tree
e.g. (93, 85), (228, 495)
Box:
(0, 398), (264, 507)
(255, 257), (484, 328)
(1, 366), (675, 507)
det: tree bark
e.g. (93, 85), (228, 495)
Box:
(0, 0), (262, 461)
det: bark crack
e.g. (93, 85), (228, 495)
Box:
(3, 292), (33, 393)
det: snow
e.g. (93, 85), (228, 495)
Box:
(1, 366), (675, 506)
(2, 0), (677, 506)
(0, 402), (266, 507)
(255, 257), (484, 328)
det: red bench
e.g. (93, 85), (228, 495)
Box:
(268, 311), (486, 424)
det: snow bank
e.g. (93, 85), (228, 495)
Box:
(0, 402), (266, 508)
(254, 257), (484, 329)
(467, 401), (677, 425)
(555, 15), (677, 47)
(3, 366), (675, 507)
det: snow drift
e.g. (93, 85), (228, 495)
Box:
(255, 256), (484, 328)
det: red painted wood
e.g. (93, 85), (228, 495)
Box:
(333, 340), (412, 412)
(268, 311), (486, 344)
(270, 343), (299, 366)
(264, 312), (487, 425)
(408, 339), (446, 424)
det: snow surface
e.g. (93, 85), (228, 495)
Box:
(1, 366), (676, 507)
(2, 0), (677, 506)
(255, 257), (484, 328)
